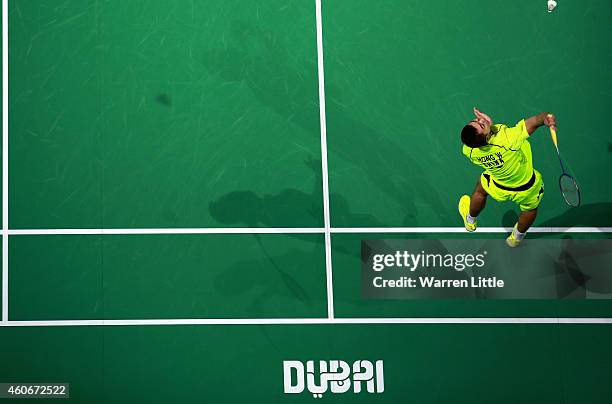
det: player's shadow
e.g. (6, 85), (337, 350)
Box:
(210, 189), (384, 230)
(209, 158), (383, 308)
(208, 158), (322, 230)
(209, 158), (385, 246)
(501, 209), (519, 228)
(209, 189), (322, 229)
(201, 19), (451, 226)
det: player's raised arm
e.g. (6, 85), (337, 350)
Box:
(473, 107), (492, 126)
(525, 112), (557, 135)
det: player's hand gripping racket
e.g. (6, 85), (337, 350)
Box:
(547, 115), (581, 207)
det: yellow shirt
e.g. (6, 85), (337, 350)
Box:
(462, 119), (533, 187)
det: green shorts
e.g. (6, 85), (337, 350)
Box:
(480, 170), (544, 211)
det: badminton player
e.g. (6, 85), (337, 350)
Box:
(459, 107), (557, 246)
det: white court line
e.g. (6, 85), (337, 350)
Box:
(332, 227), (612, 234)
(8, 228), (326, 235)
(1, 0), (609, 328)
(1, 317), (612, 327)
(2, 0), (9, 323)
(6, 227), (612, 236)
(315, 0), (335, 320)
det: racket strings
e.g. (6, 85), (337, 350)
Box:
(559, 174), (580, 207)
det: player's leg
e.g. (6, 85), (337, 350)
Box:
(507, 208), (537, 247)
(469, 177), (488, 217)
(507, 171), (544, 247)
(459, 175), (488, 232)
(517, 209), (538, 233)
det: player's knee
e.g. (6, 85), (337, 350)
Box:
(475, 180), (488, 197)
(475, 187), (488, 199)
(519, 208), (538, 217)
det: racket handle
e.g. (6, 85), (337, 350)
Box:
(549, 126), (558, 148)
(546, 114), (558, 147)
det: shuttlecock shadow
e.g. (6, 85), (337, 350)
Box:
(155, 93), (172, 107)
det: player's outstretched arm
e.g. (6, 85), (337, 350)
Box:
(525, 112), (557, 135)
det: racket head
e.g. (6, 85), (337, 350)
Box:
(559, 173), (580, 207)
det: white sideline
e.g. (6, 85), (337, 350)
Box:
(6, 227), (612, 236)
(315, 0), (335, 320)
(2, 0), (9, 324)
(1, 318), (611, 327)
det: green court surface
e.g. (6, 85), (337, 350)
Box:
(2, 325), (611, 403)
(1, 0), (611, 403)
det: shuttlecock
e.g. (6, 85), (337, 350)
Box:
(547, 0), (557, 12)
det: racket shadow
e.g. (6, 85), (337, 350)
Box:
(534, 202), (612, 232)
(553, 236), (612, 297)
(500, 203), (612, 232)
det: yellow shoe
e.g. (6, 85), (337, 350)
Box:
(458, 195), (476, 232)
(506, 224), (524, 247)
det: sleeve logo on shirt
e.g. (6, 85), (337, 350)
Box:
(474, 152), (504, 168)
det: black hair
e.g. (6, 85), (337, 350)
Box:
(461, 125), (486, 148)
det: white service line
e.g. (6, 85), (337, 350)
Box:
(332, 227), (612, 233)
(1, 317), (612, 327)
(315, 0), (335, 320)
(2, 0), (9, 323)
(6, 227), (612, 236)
